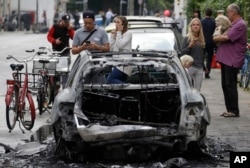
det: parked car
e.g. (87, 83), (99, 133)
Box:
(51, 50), (210, 162)
(105, 15), (164, 31)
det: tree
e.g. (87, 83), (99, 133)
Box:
(146, 0), (174, 16)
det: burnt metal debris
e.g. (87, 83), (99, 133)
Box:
(50, 50), (210, 163)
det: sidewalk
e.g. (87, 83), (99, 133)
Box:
(201, 68), (250, 151)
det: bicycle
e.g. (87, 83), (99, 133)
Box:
(239, 48), (250, 90)
(5, 49), (46, 133)
(33, 47), (71, 115)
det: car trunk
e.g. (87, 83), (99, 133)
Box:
(81, 87), (181, 125)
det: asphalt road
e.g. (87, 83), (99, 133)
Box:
(0, 31), (250, 167)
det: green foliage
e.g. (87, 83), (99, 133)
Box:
(185, 0), (249, 40)
(146, 0), (174, 14)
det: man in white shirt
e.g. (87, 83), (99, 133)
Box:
(104, 8), (115, 27)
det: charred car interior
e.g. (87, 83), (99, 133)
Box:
(51, 51), (210, 163)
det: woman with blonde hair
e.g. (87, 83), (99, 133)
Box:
(181, 18), (205, 91)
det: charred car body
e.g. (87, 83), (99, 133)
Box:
(51, 50), (210, 162)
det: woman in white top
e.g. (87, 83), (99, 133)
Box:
(106, 16), (132, 84)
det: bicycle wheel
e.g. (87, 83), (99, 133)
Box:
(6, 85), (18, 131)
(239, 57), (248, 87)
(20, 94), (35, 130)
(37, 89), (44, 115)
(49, 76), (59, 104)
(47, 77), (55, 105)
(244, 72), (250, 91)
(37, 76), (46, 115)
(239, 73), (244, 87)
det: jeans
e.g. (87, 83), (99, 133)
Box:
(106, 67), (128, 84)
(188, 66), (203, 91)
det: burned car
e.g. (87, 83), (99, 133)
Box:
(51, 50), (210, 162)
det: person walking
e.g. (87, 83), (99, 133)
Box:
(104, 8), (115, 27)
(193, 9), (202, 20)
(201, 8), (216, 79)
(162, 10), (174, 27)
(73, 10), (80, 30)
(71, 10), (110, 55)
(106, 16), (132, 84)
(47, 14), (75, 87)
(213, 3), (247, 117)
(181, 18), (206, 91)
(175, 12), (184, 34)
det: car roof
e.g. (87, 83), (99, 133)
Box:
(105, 15), (164, 32)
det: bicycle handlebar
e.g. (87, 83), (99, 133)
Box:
(6, 49), (47, 63)
(39, 46), (72, 56)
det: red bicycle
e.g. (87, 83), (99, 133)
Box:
(5, 49), (46, 133)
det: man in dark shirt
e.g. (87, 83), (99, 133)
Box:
(201, 8), (216, 78)
(47, 14), (75, 55)
(47, 14), (75, 87)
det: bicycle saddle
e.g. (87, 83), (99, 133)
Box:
(39, 59), (50, 64)
(10, 64), (24, 71)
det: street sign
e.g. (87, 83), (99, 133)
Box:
(138, 0), (143, 5)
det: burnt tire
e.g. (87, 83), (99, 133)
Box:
(185, 119), (208, 157)
(53, 119), (88, 163)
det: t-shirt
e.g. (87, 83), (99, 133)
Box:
(72, 25), (109, 52)
(216, 18), (247, 68)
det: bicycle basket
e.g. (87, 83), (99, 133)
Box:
(17, 73), (43, 91)
(33, 58), (57, 75)
(56, 56), (70, 74)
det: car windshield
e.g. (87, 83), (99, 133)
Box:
(132, 32), (175, 51)
(107, 29), (178, 52)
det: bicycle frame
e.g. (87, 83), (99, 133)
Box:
(5, 49), (46, 132)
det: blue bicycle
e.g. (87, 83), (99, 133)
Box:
(239, 48), (250, 90)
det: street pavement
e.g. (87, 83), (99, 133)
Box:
(0, 31), (250, 159)
(201, 68), (250, 152)
(0, 31), (56, 154)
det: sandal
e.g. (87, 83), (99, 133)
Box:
(220, 112), (228, 116)
(223, 112), (240, 117)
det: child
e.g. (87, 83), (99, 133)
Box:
(180, 55), (194, 71)
(180, 55), (194, 86)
